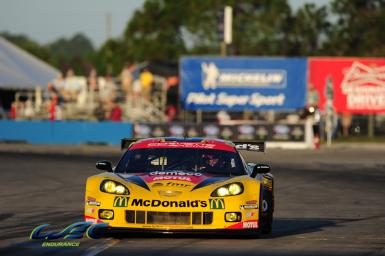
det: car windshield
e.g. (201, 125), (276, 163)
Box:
(115, 148), (246, 176)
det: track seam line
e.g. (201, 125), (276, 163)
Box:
(81, 238), (120, 256)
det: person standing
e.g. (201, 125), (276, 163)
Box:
(139, 68), (153, 101)
(120, 63), (134, 98)
(109, 100), (122, 122)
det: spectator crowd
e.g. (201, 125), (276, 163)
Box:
(7, 64), (179, 122)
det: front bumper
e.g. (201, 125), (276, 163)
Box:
(85, 193), (260, 232)
(92, 226), (261, 237)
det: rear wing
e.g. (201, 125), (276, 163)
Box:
(121, 138), (138, 150)
(233, 141), (265, 152)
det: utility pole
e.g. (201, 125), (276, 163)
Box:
(106, 12), (112, 41)
(222, 6), (233, 56)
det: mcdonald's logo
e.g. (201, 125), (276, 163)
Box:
(113, 196), (129, 207)
(209, 198), (225, 209)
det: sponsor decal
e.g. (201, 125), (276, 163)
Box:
(131, 198), (207, 208)
(134, 124), (151, 137)
(85, 208), (95, 214)
(30, 221), (109, 240)
(209, 198), (225, 209)
(169, 125), (185, 137)
(149, 170), (202, 177)
(291, 126), (304, 139)
(235, 142), (265, 152)
(309, 58), (385, 113)
(245, 212), (256, 218)
(87, 201), (100, 206)
(342, 62), (385, 110)
(221, 127), (233, 138)
(186, 92), (285, 108)
(226, 220), (259, 229)
(86, 197), (101, 206)
(246, 200), (258, 205)
(201, 62), (287, 90)
(153, 126), (165, 137)
(144, 171), (208, 185)
(41, 241), (80, 247)
(158, 190), (183, 197)
(152, 176), (193, 182)
(113, 196), (129, 207)
(263, 177), (273, 190)
(256, 126), (269, 139)
(237, 125), (255, 140)
(147, 142), (216, 149)
(187, 127), (199, 137)
(240, 205), (258, 210)
(235, 143), (261, 151)
(273, 125), (290, 140)
(152, 182), (191, 188)
(182, 57), (307, 111)
(203, 124), (220, 137)
(152, 182), (163, 187)
(84, 216), (101, 224)
(243, 221), (259, 229)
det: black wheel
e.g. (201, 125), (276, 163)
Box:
(259, 185), (273, 234)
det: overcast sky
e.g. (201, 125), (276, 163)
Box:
(0, 0), (331, 49)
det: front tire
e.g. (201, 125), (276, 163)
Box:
(259, 184), (273, 234)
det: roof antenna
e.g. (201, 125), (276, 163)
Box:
(183, 109), (187, 138)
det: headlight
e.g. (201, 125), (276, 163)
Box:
(211, 183), (243, 197)
(100, 180), (129, 195)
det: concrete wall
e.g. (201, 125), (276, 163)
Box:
(0, 120), (133, 145)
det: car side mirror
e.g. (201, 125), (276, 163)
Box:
(96, 160), (113, 172)
(251, 163), (271, 178)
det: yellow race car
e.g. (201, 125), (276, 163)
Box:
(84, 137), (274, 235)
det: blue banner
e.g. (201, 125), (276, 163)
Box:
(180, 57), (307, 111)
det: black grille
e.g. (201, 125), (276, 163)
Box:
(126, 210), (135, 223)
(203, 212), (213, 224)
(147, 211), (190, 225)
(192, 212), (202, 225)
(136, 211), (145, 224)
(125, 211), (213, 225)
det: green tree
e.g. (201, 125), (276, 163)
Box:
(284, 3), (330, 56)
(48, 33), (95, 75)
(324, 0), (385, 56)
(48, 33), (94, 57)
(95, 38), (127, 75)
(123, 0), (188, 62)
(118, 0), (294, 60)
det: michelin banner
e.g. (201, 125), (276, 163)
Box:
(180, 57), (307, 111)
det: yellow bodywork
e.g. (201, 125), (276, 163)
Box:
(84, 172), (264, 231)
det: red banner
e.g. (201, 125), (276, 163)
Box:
(309, 58), (385, 113)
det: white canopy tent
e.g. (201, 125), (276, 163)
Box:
(0, 36), (60, 89)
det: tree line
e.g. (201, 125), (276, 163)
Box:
(2, 0), (385, 76)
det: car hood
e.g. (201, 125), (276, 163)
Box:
(115, 170), (235, 192)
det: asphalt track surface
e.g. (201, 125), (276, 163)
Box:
(1, 146), (385, 255)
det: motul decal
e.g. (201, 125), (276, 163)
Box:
(142, 172), (209, 185)
(84, 216), (103, 224)
(226, 220), (259, 229)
